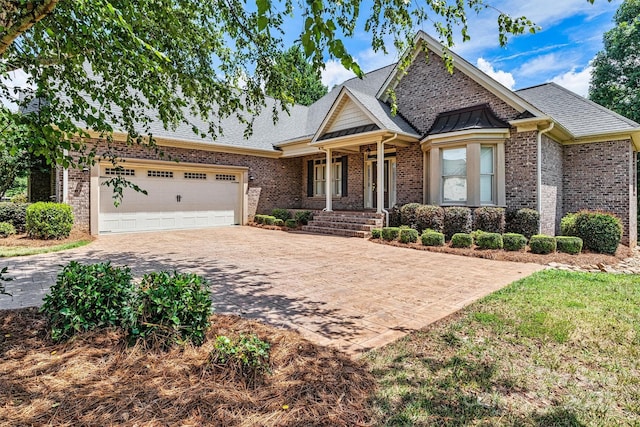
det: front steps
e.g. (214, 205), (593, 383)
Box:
(301, 211), (384, 238)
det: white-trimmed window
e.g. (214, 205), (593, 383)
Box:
(313, 159), (342, 197)
(480, 145), (495, 204)
(441, 147), (467, 203)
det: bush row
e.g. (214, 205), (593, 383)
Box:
(390, 204), (540, 239)
(253, 210), (313, 229)
(372, 227), (584, 255)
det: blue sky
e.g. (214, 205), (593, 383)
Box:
(318, 0), (623, 97)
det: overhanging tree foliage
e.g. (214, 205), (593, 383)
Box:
(266, 46), (328, 106)
(590, 0), (640, 123)
(0, 0), (542, 177)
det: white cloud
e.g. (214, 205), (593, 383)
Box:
(516, 53), (573, 78)
(321, 60), (356, 89)
(476, 57), (515, 89)
(551, 66), (593, 97)
(1, 68), (31, 112)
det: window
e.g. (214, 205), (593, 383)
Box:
(147, 170), (173, 178)
(184, 172), (207, 180)
(215, 174), (237, 181)
(105, 168), (135, 176)
(480, 146), (494, 203)
(312, 158), (343, 197)
(442, 147), (467, 203)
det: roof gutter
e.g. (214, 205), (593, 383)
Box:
(537, 121), (554, 234)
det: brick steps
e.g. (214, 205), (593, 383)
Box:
(301, 211), (384, 238)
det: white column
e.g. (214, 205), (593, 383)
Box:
(376, 140), (384, 213)
(325, 148), (332, 211)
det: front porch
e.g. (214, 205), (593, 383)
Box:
(300, 210), (385, 238)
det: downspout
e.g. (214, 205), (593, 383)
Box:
(536, 122), (554, 234)
(62, 149), (69, 203)
(380, 133), (399, 227)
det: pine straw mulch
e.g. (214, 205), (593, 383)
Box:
(371, 238), (631, 267)
(0, 229), (94, 248)
(0, 308), (375, 426)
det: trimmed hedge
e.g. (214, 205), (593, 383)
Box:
(284, 219), (297, 228)
(529, 235), (556, 255)
(294, 210), (313, 225)
(0, 221), (16, 238)
(473, 207), (505, 234)
(400, 203), (421, 229)
(556, 236), (583, 255)
(273, 218), (284, 226)
(415, 205), (445, 233)
(271, 208), (291, 222)
(573, 210), (622, 255)
(443, 206), (472, 240)
(421, 230), (445, 246)
(263, 215), (277, 225)
(451, 233), (473, 248)
(0, 202), (29, 233)
(506, 208), (539, 239)
(382, 227), (400, 241)
(253, 214), (265, 224)
(503, 233), (527, 251)
(560, 213), (578, 236)
(26, 202), (73, 239)
(388, 205), (402, 227)
(399, 227), (419, 244)
(475, 232), (503, 250)
(371, 228), (382, 239)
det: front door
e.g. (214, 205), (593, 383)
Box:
(365, 155), (396, 209)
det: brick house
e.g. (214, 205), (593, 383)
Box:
(53, 32), (640, 245)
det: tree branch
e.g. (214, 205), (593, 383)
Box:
(0, 0), (61, 56)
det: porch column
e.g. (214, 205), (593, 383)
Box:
(325, 148), (332, 211)
(376, 139), (384, 213)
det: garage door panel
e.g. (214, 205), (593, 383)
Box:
(99, 167), (241, 233)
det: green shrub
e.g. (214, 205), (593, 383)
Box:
(388, 205), (402, 227)
(10, 193), (28, 204)
(273, 218), (284, 226)
(475, 232), (503, 250)
(381, 227), (400, 241)
(271, 208), (291, 222)
(451, 233), (473, 248)
(371, 228), (382, 239)
(573, 210), (622, 255)
(443, 207), (472, 240)
(556, 236), (583, 255)
(506, 208), (539, 239)
(210, 334), (271, 379)
(399, 227), (419, 243)
(415, 205), (445, 233)
(503, 233), (527, 251)
(133, 271), (212, 347)
(400, 203), (421, 229)
(0, 202), (29, 233)
(284, 219), (297, 228)
(529, 235), (557, 255)
(560, 213), (578, 236)
(0, 221), (16, 238)
(40, 261), (135, 342)
(294, 210), (313, 225)
(473, 207), (506, 234)
(26, 202), (74, 239)
(263, 215), (277, 225)
(421, 230), (445, 246)
(253, 214), (264, 224)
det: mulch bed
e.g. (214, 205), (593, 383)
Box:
(370, 238), (630, 267)
(0, 229), (94, 248)
(0, 309), (375, 426)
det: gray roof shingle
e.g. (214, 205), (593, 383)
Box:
(516, 83), (640, 138)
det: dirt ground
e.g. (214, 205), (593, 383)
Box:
(0, 308), (375, 426)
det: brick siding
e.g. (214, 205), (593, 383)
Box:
(541, 135), (563, 235)
(563, 140), (637, 246)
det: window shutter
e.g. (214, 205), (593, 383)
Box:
(307, 160), (314, 197)
(341, 156), (348, 197)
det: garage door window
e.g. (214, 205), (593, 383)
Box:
(185, 172), (207, 180)
(105, 168), (135, 176)
(215, 174), (237, 182)
(148, 170), (173, 178)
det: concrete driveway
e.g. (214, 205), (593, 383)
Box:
(0, 227), (543, 353)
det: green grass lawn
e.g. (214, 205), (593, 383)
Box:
(366, 270), (640, 426)
(0, 240), (91, 257)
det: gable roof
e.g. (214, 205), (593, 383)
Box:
(516, 82), (640, 139)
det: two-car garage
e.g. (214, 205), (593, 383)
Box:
(96, 161), (247, 234)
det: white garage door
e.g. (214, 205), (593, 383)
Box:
(99, 165), (241, 233)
